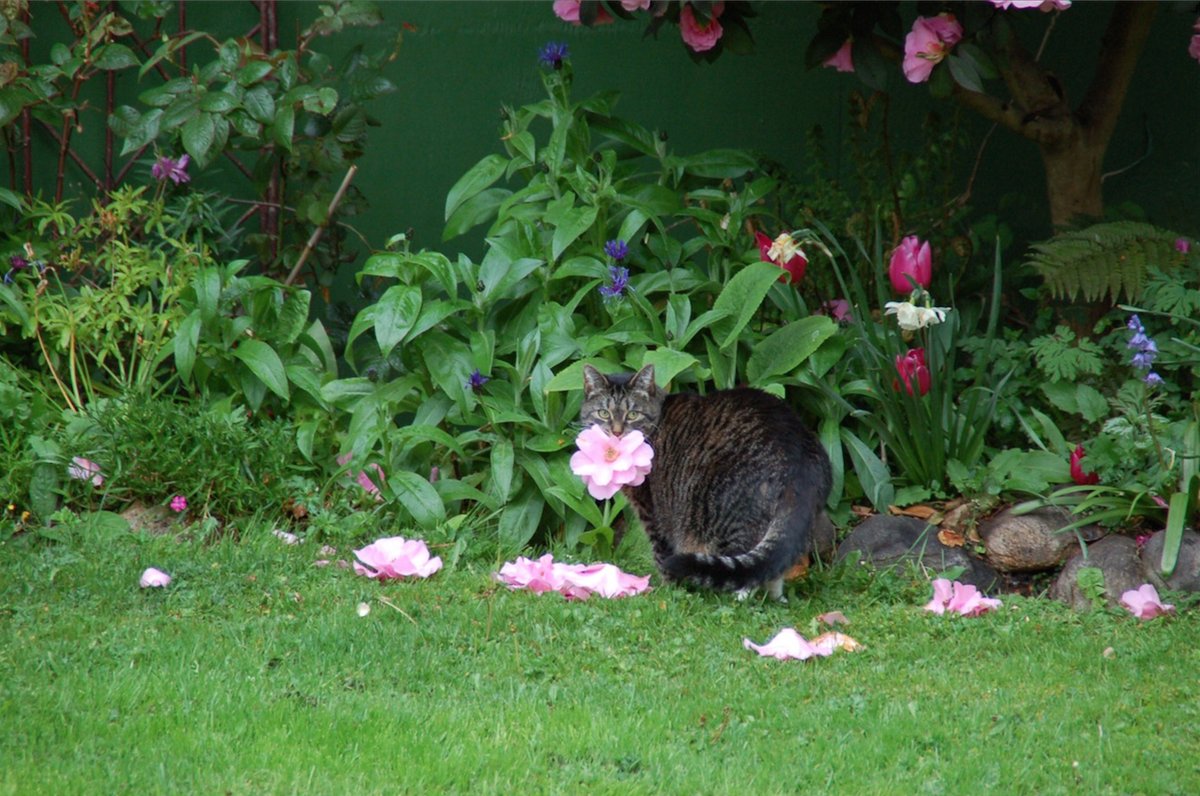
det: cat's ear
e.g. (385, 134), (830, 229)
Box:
(582, 364), (608, 398)
(630, 364), (657, 394)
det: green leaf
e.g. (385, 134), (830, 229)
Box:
(173, 311), (201, 383)
(1160, 483), (1196, 576)
(490, 438), (515, 503)
(443, 187), (510, 241)
(92, 43), (139, 71)
(236, 60), (273, 86)
(746, 316), (837, 385)
(386, 471), (446, 529)
(640, 349), (698, 388)
(444, 154), (508, 222)
(550, 205), (598, 263)
(843, 429), (895, 511)
(497, 488), (544, 555)
(195, 268), (220, 322)
(273, 104), (295, 150)
(198, 91), (238, 113)
(946, 53), (983, 94)
(375, 285), (422, 358)
(711, 262), (783, 350)
(232, 339), (290, 401)
(243, 85), (275, 124)
(181, 112), (216, 167)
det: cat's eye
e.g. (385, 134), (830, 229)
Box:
(596, 409), (611, 419)
(626, 411), (642, 421)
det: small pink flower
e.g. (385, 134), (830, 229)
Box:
(888, 235), (932, 293)
(352, 536), (442, 580)
(902, 14), (963, 84)
(755, 230), (808, 285)
(989, 0), (1071, 9)
(679, 2), (724, 53)
(823, 39), (855, 73)
(68, 456), (104, 487)
(819, 298), (853, 323)
(1120, 584), (1175, 620)
(169, 495), (187, 513)
(336, 452), (385, 498)
(139, 567), (172, 588)
(151, 154), (190, 184)
(923, 578), (1002, 617)
(892, 348), (931, 397)
(569, 425), (654, 500)
(620, 0), (651, 10)
(1069, 445), (1099, 486)
(1177, 237), (1193, 254)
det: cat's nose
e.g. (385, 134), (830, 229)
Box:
(611, 420), (624, 436)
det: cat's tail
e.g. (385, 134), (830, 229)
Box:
(659, 485), (816, 593)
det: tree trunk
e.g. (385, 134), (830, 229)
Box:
(1040, 134), (1106, 228)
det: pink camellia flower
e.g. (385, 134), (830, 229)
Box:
(352, 536), (442, 580)
(169, 495), (187, 513)
(496, 553), (651, 600)
(923, 578), (1002, 617)
(1191, 18), (1200, 63)
(1069, 444), (1100, 486)
(139, 567), (172, 588)
(755, 230), (808, 285)
(743, 628), (862, 660)
(888, 235), (933, 294)
(902, 14), (963, 84)
(553, 0), (613, 25)
(620, 0), (651, 10)
(892, 348), (931, 397)
(68, 456), (104, 487)
(570, 425), (654, 500)
(823, 39), (855, 73)
(1120, 583), (1175, 620)
(679, 1), (724, 53)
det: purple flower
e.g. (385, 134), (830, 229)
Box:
(10, 255), (27, 271)
(1175, 237), (1192, 254)
(603, 239), (629, 261)
(152, 154), (191, 184)
(599, 265), (630, 300)
(1143, 372), (1164, 387)
(1127, 314), (1163, 387)
(170, 495), (188, 513)
(466, 369), (490, 391)
(538, 41), (569, 69)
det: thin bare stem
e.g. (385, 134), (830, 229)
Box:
(284, 164), (358, 286)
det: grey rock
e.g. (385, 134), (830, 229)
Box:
(1051, 535), (1143, 611)
(979, 506), (1087, 573)
(1141, 529), (1200, 593)
(835, 515), (999, 591)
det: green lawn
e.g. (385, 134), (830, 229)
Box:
(2, 518), (1198, 795)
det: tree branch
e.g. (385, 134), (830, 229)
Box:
(1077, 1), (1157, 144)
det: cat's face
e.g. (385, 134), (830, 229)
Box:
(580, 364), (663, 439)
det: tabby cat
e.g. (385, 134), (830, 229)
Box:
(580, 364), (832, 601)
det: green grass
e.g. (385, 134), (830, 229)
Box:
(2, 518), (1199, 795)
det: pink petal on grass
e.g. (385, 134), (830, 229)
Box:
(817, 610), (850, 627)
(1120, 584), (1175, 620)
(924, 578), (1002, 617)
(496, 554), (650, 600)
(68, 457), (104, 487)
(139, 567), (171, 588)
(352, 536), (442, 580)
(273, 528), (300, 545)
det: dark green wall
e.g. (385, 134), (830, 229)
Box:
(22, 2), (1200, 261)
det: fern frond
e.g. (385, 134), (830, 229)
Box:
(1027, 222), (1186, 304)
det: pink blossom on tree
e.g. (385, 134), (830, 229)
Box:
(553, 0), (612, 26)
(989, 0), (1071, 10)
(902, 13), (963, 84)
(1190, 18), (1200, 62)
(620, 0), (651, 10)
(679, 2), (724, 53)
(823, 39), (854, 73)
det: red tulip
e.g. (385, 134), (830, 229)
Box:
(1069, 445), (1099, 485)
(892, 348), (931, 396)
(888, 235), (932, 294)
(755, 230), (808, 285)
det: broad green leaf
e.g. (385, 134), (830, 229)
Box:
(195, 268), (220, 322)
(711, 261), (783, 350)
(181, 112), (216, 166)
(443, 187), (510, 241)
(199, 91), (238, 114)
(497, 488), (544, 555)
(93, 43), (139, 71)
(273, 104), (295, 150)
(232, 339), (289, 400)
(375, 285), (422, 358)
(243, 85), (275, 124)
(746, 316), (837, 385)
(387, 471), (446, 529)
(173, 311), (201, 382)
(551, 205), (598, 262)
(490, 438), (515, 503)
(343, 304), (378, 369)
(843, 429), (895, 511)
(641, 349), (697, 388)
(444, 153), (507, 222)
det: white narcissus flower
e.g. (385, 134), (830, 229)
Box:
(767, 234), (803, 266)
(884, 300), (950, 331)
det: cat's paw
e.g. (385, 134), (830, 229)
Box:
(734, 588), (752, 602)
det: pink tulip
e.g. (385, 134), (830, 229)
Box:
(902, 14), (963, 84)
(679, 2), (724, 53)
(1069, 445), (1099, 486)
(888, 235), (932, 293)
(570, 425), (654, 500)
(892, 348), (931, 397)
(823, 40), (854, 73)
(1120, 584), (1175, 620)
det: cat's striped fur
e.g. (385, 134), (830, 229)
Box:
(580, 364), (831, 601)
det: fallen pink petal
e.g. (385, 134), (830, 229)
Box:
(1119, 584), (1175, 620)
(743, 628), (862, 661)
(68, 456), (104, 487)
(139, 567), (172, 588)
(496, 553), (651, 600)
(273, 528), (300, 545)
(924, 578), (1002, 617)
(817, 610), (850, 626)
(352, 536), (442, 580)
